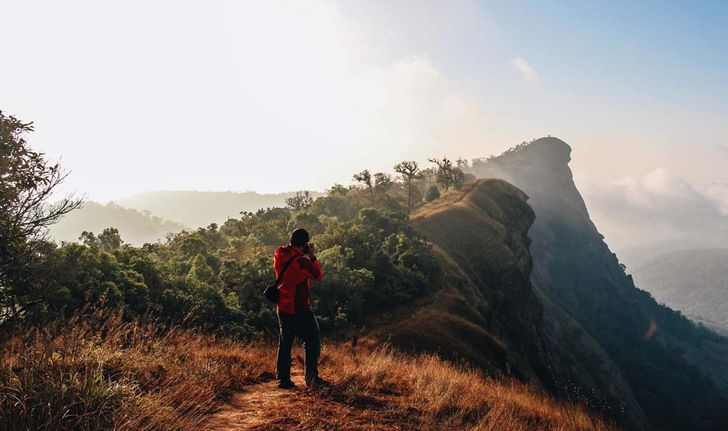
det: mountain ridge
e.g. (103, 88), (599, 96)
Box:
(48, 201), (186, 246)
(374, 178), (649, 428)
(467, 137), (728, 430)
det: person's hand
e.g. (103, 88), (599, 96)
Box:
(307, 243), (317, 258)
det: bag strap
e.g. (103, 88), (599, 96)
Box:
(274, 254), (299, 286)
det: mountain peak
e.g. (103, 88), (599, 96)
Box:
(471, 137), (589, 227)
(530, 136), (572, 159)
(491, 136), (572, 169)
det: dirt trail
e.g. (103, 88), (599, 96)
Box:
(205, 371), (305, 430)
(205, 367), (406, 431)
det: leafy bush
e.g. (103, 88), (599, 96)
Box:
(425, 185), (441, 202)
(12, 189), (442, 338)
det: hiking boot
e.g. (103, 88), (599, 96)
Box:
(306, 376), (329, 388)
(278, 380), (296, 389)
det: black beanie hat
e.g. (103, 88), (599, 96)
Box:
(290, 228), (310, 247)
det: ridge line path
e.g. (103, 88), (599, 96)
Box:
(205, 370), (305, 430)
(204, 368), (406, 430)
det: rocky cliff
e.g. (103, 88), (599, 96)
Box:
(374, 178), (648, 429)
(468, 137), (728, 431)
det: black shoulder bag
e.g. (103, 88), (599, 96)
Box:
(263, 256), (297, 304)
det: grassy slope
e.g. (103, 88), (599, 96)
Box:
(0, 314), (616, 430)
(374, 179), (649, 429)
(375, 181), (538, 384)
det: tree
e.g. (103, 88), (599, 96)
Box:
(0, 111), (82, 325)
(286, 191), (314, 212)
(328, 184), (349, 196)
(353, 170), (374, 204)
(471, 157), (490, 171)
(353, 171), (395, 207)
(187, 254), (215, 284)
(373, 173), (393, 195)
(80, 228), (123, 251)
(80, 231), (99, 248)
(394, 161), (420, 212)
(428, 157), (465, 190)
(428, 157), (454, 190)
(97, 227), (123, 251)
(451, 167), (466, 190)
(425, 185), (440, 202)
(419, 167), (437, 181)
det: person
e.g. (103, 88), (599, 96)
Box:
(273, 228), (325, 389)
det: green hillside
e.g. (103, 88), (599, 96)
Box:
(632, 248), (728, 334)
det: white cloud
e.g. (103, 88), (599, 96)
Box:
(705, 182), (728, 215)
(511, 57), (538, 84)
(582, 169), (728, 254)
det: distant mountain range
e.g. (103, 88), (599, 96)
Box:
(118, 190), (321, 228)
(49, 202), (186, 245)
(632, 248), (728, 335)
(50, 190), (321, 245)
(616, 239), (726, 270)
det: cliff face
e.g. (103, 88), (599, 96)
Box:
(376, 179), (545, 381)
(411, 179), (540, 329)
(469, 137), (728, 431)
(475, 138), (592, 232)
(375, 179), (647, 428)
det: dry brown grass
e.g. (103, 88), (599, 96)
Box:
(0, 313), (270, 430)
(1, 315), (617, 431)
(260, 343), (618, 431)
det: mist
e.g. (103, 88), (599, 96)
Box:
(579, 168), (728, 267)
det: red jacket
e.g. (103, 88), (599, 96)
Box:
(274, 245), (323, 315)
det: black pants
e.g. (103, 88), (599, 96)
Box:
(276, 309), (320, 384)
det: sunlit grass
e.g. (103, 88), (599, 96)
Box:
(1, 314), (616, 430)
(0, 312), (269, 430)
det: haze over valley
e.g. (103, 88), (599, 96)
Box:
(50, 190), (321, 245)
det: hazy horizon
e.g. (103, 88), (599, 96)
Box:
(3, 0), (728, 253)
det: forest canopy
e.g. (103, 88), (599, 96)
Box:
(0, 111), (466, 336)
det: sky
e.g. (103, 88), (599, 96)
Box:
(2, 0), (728, 255)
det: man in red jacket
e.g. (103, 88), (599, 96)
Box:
(274, 228), (324, 389)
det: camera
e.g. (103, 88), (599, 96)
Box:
(303, 243), (315, 255)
